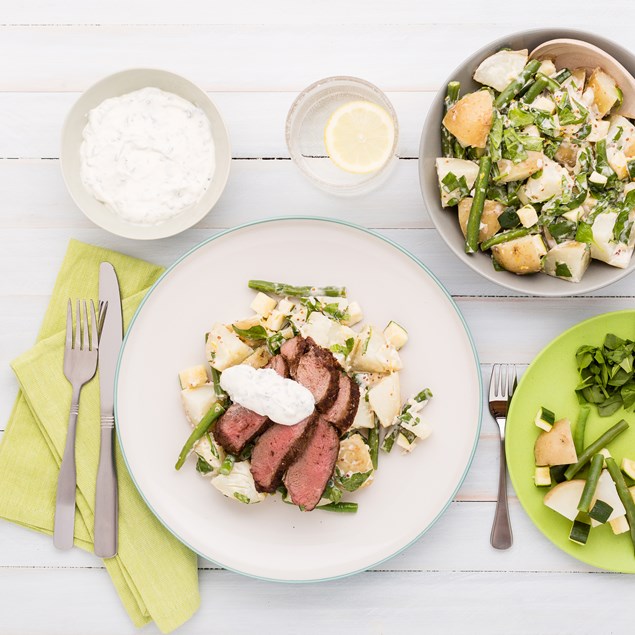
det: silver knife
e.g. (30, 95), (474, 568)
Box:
(95, 261), (122, 558)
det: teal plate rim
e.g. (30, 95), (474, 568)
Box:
(113, 215), (483, 583)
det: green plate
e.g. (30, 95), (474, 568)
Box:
(507, 310), (635, 573)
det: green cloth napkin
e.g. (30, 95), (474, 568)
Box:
(0, 239), (200, 633)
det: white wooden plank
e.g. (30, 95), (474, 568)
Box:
(3, 0), (632, 26)
(3, 225), (635, 300)
(0, 498), (601, 574)
(0, 92), (431, 159)
(0, 160), (428, 230)
(0, 24), (631, 92)
(0, 566), (627, 635)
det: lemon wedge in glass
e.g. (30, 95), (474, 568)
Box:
(324, 100), (395, 174)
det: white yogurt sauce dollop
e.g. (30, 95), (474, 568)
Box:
(220, 365), (315, 425)
(80, 86), (215, 225)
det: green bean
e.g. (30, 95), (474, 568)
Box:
(219, 454), (236, 475)
(175, 403), (226, 470)
(381, 426), (399, 453)
(553, 69), (572, 85)
(368, 417), (380, 470)
(494, 59), (542, 109)
(480, 227), (530, 252)
(248, 280), (346, 298)
(465, 156), (492, 254)
(522, 73), (560, 103)
(211, 367), (229, 404)
(577, 454), (604, 513)
(442, 81), (461, 158)
(317, 502), (358, 513)
(565, 419), (629, 480)
(573, 404), (591, 456)
(606, 457), (635, 555)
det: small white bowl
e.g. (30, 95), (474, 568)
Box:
(61, 68), (231, 240)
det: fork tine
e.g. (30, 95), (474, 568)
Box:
(90, 300), (98, 351)
(65, 299), (73, 349)
(501, 364), (508, 399)
(80, 300), (89, 351)
(74, 299), (81, 349)
(509, 365), (518, 399)
(489, 364), (500, 400)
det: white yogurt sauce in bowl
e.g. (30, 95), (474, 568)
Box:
(220, 365), (315, 425)
(80, 86), (215, 225)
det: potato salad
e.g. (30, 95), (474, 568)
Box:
(174, 279), (433, 512)
(437, 47), (635, 282)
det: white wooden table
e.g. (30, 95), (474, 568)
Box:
(2, 3), (635, 633)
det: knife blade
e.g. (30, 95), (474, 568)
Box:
(95, 261), (122, 558)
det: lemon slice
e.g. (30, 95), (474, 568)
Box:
(324, 100), (395, 174)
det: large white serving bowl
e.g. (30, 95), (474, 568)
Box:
(419, 29), (635, 296)
(61, 68), (231, 240)
(115, 217), (482, 582)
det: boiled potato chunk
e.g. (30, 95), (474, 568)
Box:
(522, 157), (573, 203)
(543, 480), (586, 521)
(587, 119), (611, 143)
(491, 234), (547, 275)
(497, 151), (544, 183)
(458, 198), (503, 243)
(206, 323), (254, 371)
(336, 434), (374, 489)
(383, 321), (408, 350)
(241, 346), (272, 369)
(178, 365), (208, 389)
(534, 418), (578, 466)
(542, 241), (591, 283)
(442, 90), (494, 149)
(517, 204), (538, 228)
(181, 384), (217, 425)
(368, 373), (401, 427)
(435, 158), (479, 207)
(250, 292), (277, 318)
(473, 49), (528, 92)
(350, 393), (374, 429)
(587, 68), (620, 117)
(350, 325), (402, 373)
(590, 211), (635, 269)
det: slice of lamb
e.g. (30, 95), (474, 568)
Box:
(283, 416), (340, 511)
(213, 404), (270, 455)
(279, 335), (309, 373)
(265, 354), (289, 378)
(322, 373), (360, 434)
(294, 344), (340, 411)
(250, 413), (318, 493)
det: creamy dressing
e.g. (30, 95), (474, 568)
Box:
(80, 87), (215, 225)
(220, 365), (315, 425)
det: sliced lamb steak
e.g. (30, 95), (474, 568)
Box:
(279, 335), (309, 373)
(293, 341), (340, 411)
(265, 354), (289, 378)
(283, 416), (340, 511)
(213, 404), (270, 455)
(322, 373), (360, 434)
(250, 412), (318, 493)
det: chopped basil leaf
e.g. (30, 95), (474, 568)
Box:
(232, 324), (268, 341)
(555, 262), (572, 278)
(498, 207), (521, 229)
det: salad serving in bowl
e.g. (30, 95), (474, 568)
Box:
(420, 29), (635, 296)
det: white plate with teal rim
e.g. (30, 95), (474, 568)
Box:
(115, 217), (482, 581)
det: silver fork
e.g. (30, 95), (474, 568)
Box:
(54, 299), (100, 551)
(489, 364), (517, 550)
